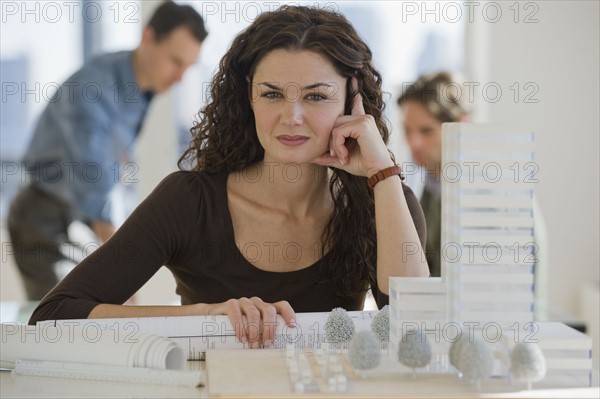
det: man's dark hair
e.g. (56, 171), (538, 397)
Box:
(148, 2), (208, 43)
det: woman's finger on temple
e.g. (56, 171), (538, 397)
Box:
(350, 76), (366, 116)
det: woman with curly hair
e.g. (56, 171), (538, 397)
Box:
(30, 5), (429, 348)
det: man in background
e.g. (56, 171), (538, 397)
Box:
(8, 2), (207, 299)
(397, 72), (468, 277)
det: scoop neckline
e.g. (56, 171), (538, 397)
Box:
(218, 171), (330, 281)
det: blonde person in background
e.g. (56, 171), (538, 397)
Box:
(397, 72), (468, 277)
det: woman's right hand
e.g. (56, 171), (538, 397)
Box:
(205, 297), (296, 348)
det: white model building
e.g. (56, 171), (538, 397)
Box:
(389, 123), (592, 383)
(441, 123), (536, 326)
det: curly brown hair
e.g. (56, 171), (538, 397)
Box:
(178, 5), (392, 300)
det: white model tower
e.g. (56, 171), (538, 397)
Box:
(440, 123), (536, 327)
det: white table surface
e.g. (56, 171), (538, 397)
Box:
(2, 302), (598, 398)
(2, 357), (599, 398)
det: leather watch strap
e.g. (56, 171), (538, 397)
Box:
(367, 165), (405, 188)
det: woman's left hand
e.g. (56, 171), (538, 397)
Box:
(311, 77), (394, 177)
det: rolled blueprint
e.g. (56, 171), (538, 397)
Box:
(1, 323), (185, 370)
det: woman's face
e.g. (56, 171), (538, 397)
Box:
(250, 49), (347, 165)
(402, 100), (442, 169)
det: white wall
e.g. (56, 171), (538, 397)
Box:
(466, 1), (599, 317)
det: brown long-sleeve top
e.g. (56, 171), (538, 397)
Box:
(29, 171), (426, 324)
